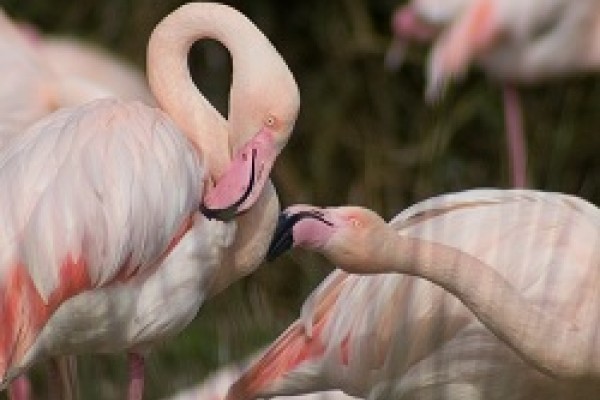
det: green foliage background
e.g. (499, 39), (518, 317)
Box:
(2, 0), (600, 398)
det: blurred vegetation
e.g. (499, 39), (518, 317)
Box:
(3, 0), (600, 398)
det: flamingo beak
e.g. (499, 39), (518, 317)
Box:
(200, 128), (278, 221)
(266, 209), (332, 261)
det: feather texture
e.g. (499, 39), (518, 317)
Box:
(0, 98), (220, 383)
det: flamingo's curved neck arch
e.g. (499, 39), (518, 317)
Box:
(147, 3), (273, 178)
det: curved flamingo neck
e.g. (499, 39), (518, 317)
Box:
(147, 3), (255, 177)
(209, 180), (280, 296)
(371, 226), (600, 379)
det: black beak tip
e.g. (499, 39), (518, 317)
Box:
(199, 202), (238, 222)
(266, 212), (294, 262)
(199, 148), (258, 222)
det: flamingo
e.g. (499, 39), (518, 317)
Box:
(34, 36), (155, 105)
(0, 7), (150, 149)
(0, 3), (299, 400)
(388, 0), (600, 187)
(0, 10), (157, 400)
(0, 8), (67, 146)
(227, 189), (600, 399)
(162, 352), (358, 400)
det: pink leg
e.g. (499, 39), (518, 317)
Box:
(502, 84), (527, 188)
(8, 376), (31, 400)
(127, 352), (145, 400)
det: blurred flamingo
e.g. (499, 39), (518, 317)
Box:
(162, 352), (358, 400)
(0, 3), (299, 400)
(35, 37), (154, 105)
(388, 0), (600, 187)
(0, 8), (154, 150)
(228, 189), (600, 399)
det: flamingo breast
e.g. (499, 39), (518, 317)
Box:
(0, 98), (218, 383)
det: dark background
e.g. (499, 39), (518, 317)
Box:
(2, 0), (600, 398)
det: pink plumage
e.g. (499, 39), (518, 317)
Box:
(229, 189), (600, 399)
(0, 98), (204, 381)
(0, 3), (301, 399)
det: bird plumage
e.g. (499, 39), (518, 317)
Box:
(0, 98), (221, 383)
(0, 4), (300, 398)
(229, 189), (600, 399)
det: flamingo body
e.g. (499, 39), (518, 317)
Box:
(0, 8), (153, 149)
(0, 3), (300, 398)
(229, 189), (600, 399)
(37, 37), (155, 105)
(0, 98), (232, 384)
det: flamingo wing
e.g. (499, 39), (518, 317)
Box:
(0, 98), (203, 382)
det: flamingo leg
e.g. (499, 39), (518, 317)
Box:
(7, 376), (31, 400)
(127, 352), (145, 400)
(47, 356), (79, 400)
(502, 84), (527, 187)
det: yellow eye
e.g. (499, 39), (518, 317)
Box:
(265, 115), (277, 128)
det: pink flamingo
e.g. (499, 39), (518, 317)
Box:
(0, 9), (156, 399)
(35, 36), (155, 105)
(227, 189), (600, 399)
(0, 8), (148, 148)
(389, 0), (600, 187)
(0, 9), (75, 146)
(0, 3), (299, 400)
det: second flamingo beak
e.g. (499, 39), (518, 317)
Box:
(267, 208), (332, 261)
(200, 128), (278, 221)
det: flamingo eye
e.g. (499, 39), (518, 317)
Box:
(348, 217), (362, 228)
(265, 115), (277, 128)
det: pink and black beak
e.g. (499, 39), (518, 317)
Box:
(199, 148), (258, 221)
(266, 208), (332, 261)
(200, 128), (278, 221)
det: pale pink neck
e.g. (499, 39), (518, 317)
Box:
(376, 226), (600, 379)
(209, 180), (279, 296)
(586, 16), (600, 69)
(147, 3), (258, 177)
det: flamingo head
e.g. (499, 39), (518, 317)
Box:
(266, 205), (388, 274)
(200, 49), (300, 221)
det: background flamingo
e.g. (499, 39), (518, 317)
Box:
(36, 37), (154, 105)
(228, 189), (600, 399)
(0, 7), (154, 149)
(389, 0), (600, 187)
(0, 3), (299, 399)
